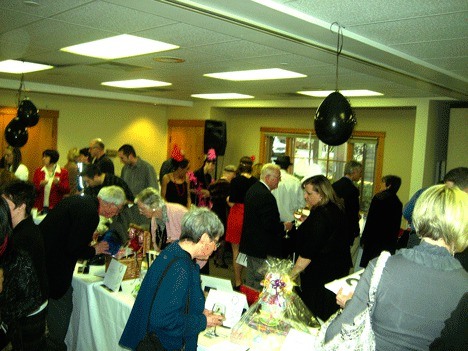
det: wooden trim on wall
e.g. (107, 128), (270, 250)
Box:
(168, 119), (205, 127)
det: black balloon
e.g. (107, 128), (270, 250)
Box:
(17, 99), (39, 127)
(314, 91), (356, 146)
(5, 117), (28, 147)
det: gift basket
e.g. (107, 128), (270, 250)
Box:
(105, 224), (150, 280)
(230, 258), (320, 350)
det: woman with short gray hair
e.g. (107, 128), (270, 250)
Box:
(135, 187), (188, 250)
(120, 207), (224, 351)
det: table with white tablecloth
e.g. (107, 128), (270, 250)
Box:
(65, 265), (137, 351)
(64, 265), (241, 351)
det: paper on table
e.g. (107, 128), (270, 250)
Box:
(103, 258), (127, 292)
(235, 252), (248, 267)
(280, 328), (318, 351)
(205, 289), (248, 328)
(208, 341), (249, 351)
(324, 269), (365, 295)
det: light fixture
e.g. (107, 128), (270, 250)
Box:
(61, 34), (179, 60)
(101, 79), (172, 89)
(298, 90), (383, 97)
(191, 93), (254, 100)
(204, 68), (306, 81)
(0, 60), (53, 74)
(314, 23), (357, 146)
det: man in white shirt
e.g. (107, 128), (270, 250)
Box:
(272, 155), (305, 258)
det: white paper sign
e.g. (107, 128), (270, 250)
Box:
(205, 289), (248, 328)
(324, 269), (365, 295)
(103, 258), (127, 292)
(236, 252), (248, 267)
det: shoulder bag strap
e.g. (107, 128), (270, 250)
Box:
(181, 258), (192, 349)
(368, 251), (391, 311)
(145, 257), (180, 333)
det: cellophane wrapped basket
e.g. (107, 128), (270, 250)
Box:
(230, 258), (320, 350)
(105, 224), (150, 280)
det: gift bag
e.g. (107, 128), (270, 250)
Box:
(230, 258), (320, 351)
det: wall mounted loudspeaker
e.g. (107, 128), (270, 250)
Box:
(204, 120), (227, 156)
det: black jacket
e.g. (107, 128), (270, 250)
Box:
(39, 195), (99, 299)
(240, 181), (283, 259)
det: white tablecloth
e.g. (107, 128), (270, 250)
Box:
(65, 265), (137, 351)
(64, 264), (242, 351)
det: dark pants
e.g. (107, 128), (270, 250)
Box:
(46, 286), (73, 351)
(11, 307), (47, 351)
(245, 256), (265, 291)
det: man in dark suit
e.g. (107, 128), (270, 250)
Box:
(332, 160), (362, 246)
(39, 186), (126, 351)
(240, 163), (293, 290)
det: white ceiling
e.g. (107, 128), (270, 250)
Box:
(0, 0), (467, 105)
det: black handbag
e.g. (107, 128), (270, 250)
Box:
(136, 331), (165, 351)
(136, 257), (190, 351)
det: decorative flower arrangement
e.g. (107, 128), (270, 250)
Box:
(260, 271), (294, 311)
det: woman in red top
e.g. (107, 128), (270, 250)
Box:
(33, 149), (70, 212)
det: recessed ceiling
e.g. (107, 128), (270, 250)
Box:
(0, 0), (466, 105)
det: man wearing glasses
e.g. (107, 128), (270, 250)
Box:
(39, 186), (126, 351)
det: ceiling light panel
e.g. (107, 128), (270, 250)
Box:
(298, 90), (383, 97)
(61, 34), (179, 60)
(101, 79), (172, 88)
(205, 68), (306, 81)
(0, 60), (53, 74)
(191, 93), (254, 100)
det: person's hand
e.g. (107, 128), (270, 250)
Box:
(203, 309), (225, 328)
(94, 241), (109, 255)
(40, 179), (48, 187)
(92, 232), (100, 242)
(336, 287), (354, 308)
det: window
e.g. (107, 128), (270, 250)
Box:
(260, 128), (384, 213)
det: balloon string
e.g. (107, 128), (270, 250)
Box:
(17, 73), (25, 107)
(330, 22), (344, 92)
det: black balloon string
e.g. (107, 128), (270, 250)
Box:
(330, 22), (344, 92)
(17, 72), (26, 107)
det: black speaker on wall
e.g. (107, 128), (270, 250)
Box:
(204, 120), (227, 156)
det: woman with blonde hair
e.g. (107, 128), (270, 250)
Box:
(324, 185), (468, 350)
(290, 175), (351, 320)
(63, 147), (80, 195)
